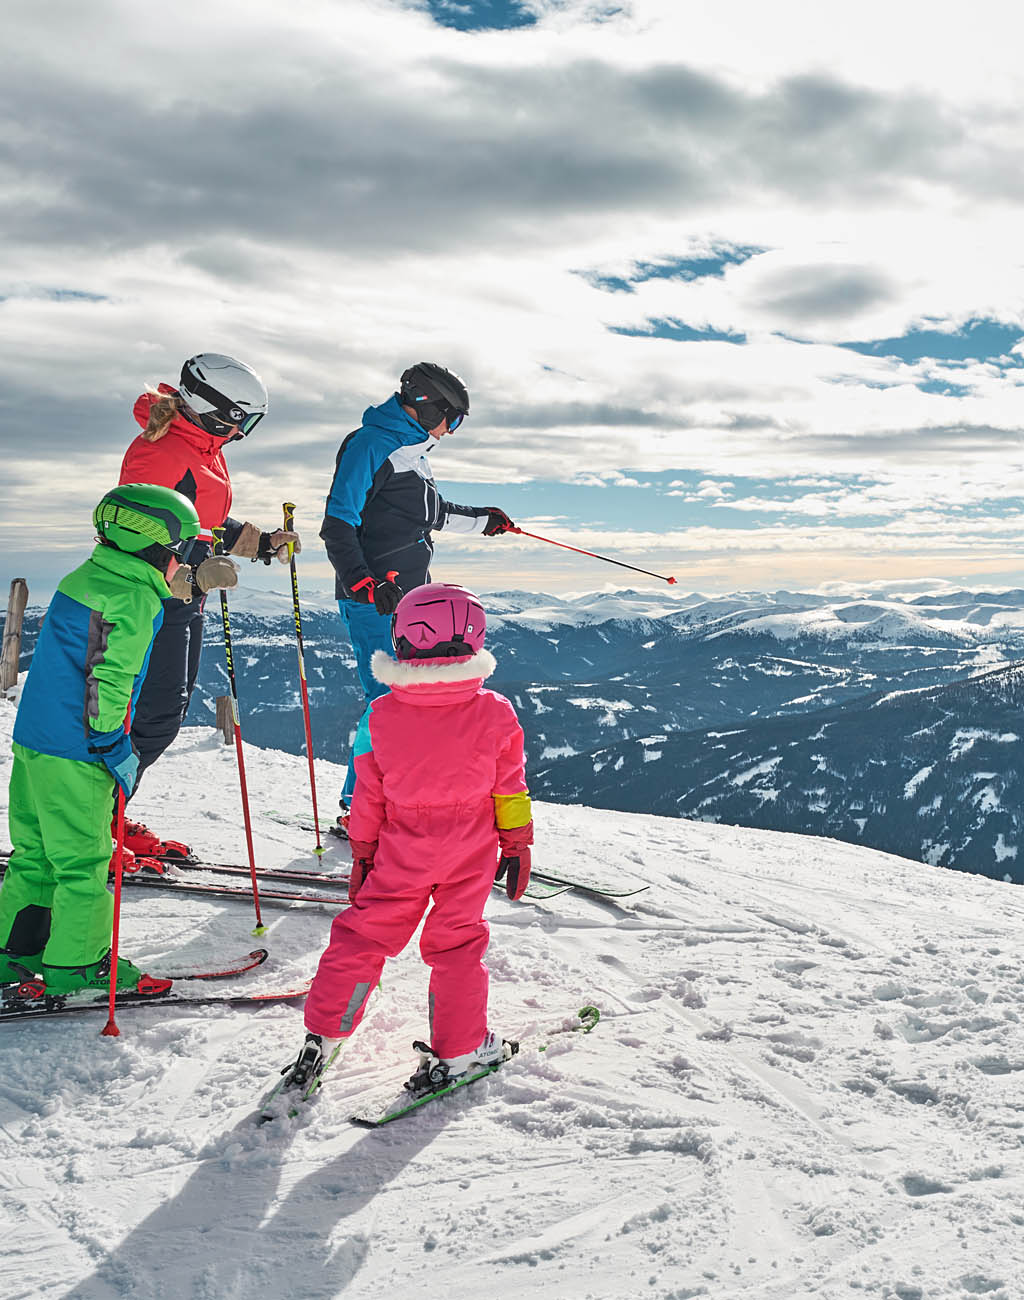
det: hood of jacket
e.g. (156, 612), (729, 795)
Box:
(361, 393), (438, 453)
(88, 540), (172, 599)
(370, 647), (496, 707)
(132, 384), (233, 458)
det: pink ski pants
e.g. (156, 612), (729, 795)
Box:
(304, 803), (498, 1057)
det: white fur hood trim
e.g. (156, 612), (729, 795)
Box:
(371, 647), (497, 687)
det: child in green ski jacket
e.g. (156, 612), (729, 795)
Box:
(0, 484), (202, 994)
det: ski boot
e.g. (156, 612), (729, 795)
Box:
(260, 1033), (343, 1121)
(406, 1030), (513, 1095)
(109, 845), (173, 878)
(121, 818), (196, 864)
(328, 802), (349, 841)
(282, 1033), (343, 1098)
(40, 949), (149, 995)
(0, 949), (43, 984)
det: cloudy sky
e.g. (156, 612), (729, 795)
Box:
(4, 0), (1024, 601)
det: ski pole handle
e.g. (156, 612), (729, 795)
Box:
(282, 502), (296, 560)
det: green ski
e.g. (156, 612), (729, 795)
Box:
(350, 1005), (600, 1127)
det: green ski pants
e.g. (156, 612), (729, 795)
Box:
(0, 743), (115, 968)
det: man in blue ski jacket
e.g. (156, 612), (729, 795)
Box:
(320, 362), (515, 826)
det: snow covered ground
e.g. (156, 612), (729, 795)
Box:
(0, 699), (1022, 1300)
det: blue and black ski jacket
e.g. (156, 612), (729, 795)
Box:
(320, 394), (486, 600)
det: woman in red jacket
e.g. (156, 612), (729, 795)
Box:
(118, 353), (299, 860)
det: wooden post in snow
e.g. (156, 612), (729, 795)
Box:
(215, 695), (233, 744)
(1, 579), (28, 693)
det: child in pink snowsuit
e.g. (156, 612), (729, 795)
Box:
(299, 583), (533, 1087)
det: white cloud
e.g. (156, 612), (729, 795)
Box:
(4, 0), (1024, 596)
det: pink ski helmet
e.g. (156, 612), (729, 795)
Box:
(392, 583), (487, 660)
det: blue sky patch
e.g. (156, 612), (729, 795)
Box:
(838, 317), (1023, 364)
(611, 320), (747, 344)
(915, 378), (973, 397)
(421, 0), (537, 31)
(583, 246), (763, 294)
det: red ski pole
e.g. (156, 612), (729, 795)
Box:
(505, 526), (677, 585)
(283, 502), (323, 857)
(101, 706), (132, 1038)
(213, 527), (266, 936)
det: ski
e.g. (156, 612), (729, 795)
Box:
(150, 946), (270, 981)
(179, 836), (645, 900)
(108, 872), (350, 909)
(258, 1036), (346, 1123)
(267, 807), (348, 841)
(0, 852), (624, 902)
(349, 1005), (600, 1127)
(0, 946), (270, 1003)
(125, 850), (623, 901)
(160, 859), (350, 889)
(0, 976), (309, 1024)
(177, 861), (566, 901)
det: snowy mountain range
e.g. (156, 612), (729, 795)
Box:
(11, 584), (1024, 884)
(1, 702), (1021, 1299)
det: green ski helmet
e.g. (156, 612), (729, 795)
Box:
(93, 484), (202, 564)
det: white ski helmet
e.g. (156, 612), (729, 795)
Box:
(178, 353), (269, 438)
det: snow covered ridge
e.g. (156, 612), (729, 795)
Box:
(228, 583), (1024, 639)
(540, 660), (1024, 886)
(2, 706), (1023, 1299)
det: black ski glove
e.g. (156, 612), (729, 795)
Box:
(480, 507), (515, 537)
(373, 580), (403, 616)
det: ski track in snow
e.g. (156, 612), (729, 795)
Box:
(0, 704), (1022, 1299)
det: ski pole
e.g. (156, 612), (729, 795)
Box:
(505, 526), (677, 585)
(213, 527), (266, 936)
(101, 707), (132, 1038)
(283, 502), (323, 857)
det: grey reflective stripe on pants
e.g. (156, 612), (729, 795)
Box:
(339, 981), (372, 1034)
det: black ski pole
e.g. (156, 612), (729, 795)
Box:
(283, 502), (323, 857)
(212, 527), (266, 936)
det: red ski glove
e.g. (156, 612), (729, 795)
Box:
(348, 839), (377, 902)
(495, 847), (531, 900)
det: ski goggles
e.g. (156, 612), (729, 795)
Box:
(199, 408), (265, 439)
(412, 397), (466, 432)
(181, 375), (266, 437)
(165, 534), (206, 566)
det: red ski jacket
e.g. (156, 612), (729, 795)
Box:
(120, 386), (235, 542)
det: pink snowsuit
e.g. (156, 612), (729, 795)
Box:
(304, 646), (533, 1057)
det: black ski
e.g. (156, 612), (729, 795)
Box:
(0, 852), (637, 902)
(0, 979), (311, 1024)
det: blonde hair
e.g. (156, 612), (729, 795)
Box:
(141, 387), (182, 442)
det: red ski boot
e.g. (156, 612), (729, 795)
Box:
(108, 845), (174, 878)
(328, 803), (350, 841)
(118, 817), (196, 863)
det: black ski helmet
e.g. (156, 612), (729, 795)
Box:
(399, 362), (470, 431)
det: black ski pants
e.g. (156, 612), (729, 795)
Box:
(130, 592), (207, 792)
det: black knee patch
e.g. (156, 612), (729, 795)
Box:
(6, 905), (51, 954)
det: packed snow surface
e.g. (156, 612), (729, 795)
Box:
(0, 702), (1022, 1299)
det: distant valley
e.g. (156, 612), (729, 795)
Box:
(12, 584), (1024, 884)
